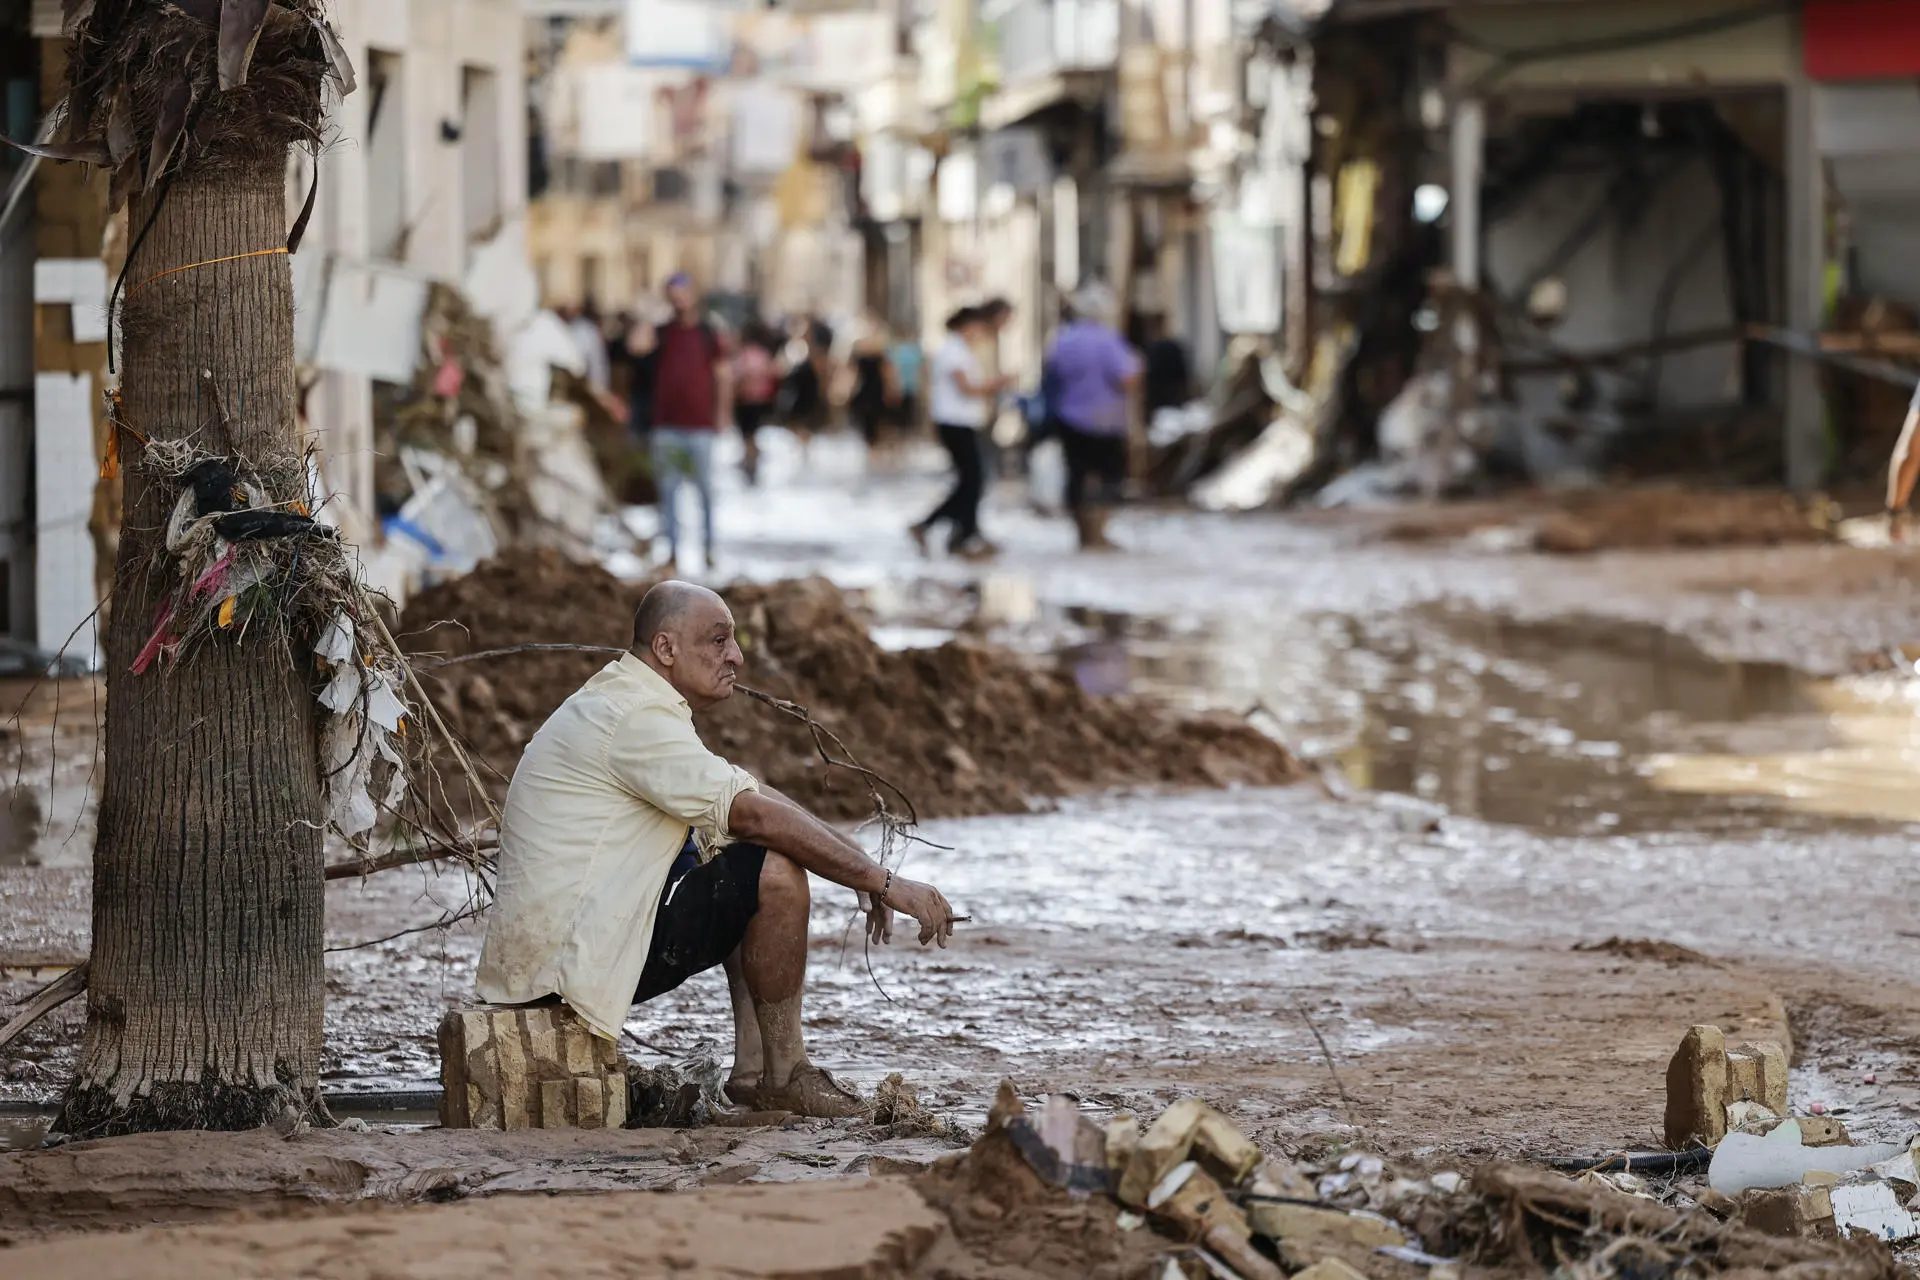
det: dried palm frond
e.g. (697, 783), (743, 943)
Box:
(7, 0), (355, 213)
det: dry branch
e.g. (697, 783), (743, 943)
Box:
(323, 834), (498, 882)
(0, 961), (90, 1054)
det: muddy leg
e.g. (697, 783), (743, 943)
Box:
(723, 949), (764, 1101)
(741, 850), (810, 1089)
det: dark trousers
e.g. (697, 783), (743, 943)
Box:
(1061, 425), (1128, 513)
(919, 423), (987, 547)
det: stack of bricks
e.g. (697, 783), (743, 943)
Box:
(438, 1005), (628, 1130)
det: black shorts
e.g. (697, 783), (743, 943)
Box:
(632, 843), (766, 1005)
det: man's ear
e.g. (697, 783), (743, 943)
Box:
(650, 631), (675, 667)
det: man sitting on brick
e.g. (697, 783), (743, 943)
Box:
(476, 581), (956, 1118)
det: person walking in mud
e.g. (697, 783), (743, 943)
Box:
(911, 306), (1008, 559)
(1048, 282), (1140, 551)
(477, 581), (958, 1118)
(628, 273), (730, 570)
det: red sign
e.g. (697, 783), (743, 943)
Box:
(1805, 0), (1920, 81)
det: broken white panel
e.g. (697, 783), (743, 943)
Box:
(731, 81), (802, 175)
(1210, 209), (1280, 334)
(574, 63), (662, 160)
(32, 258), (110, 345)
(626, 0), (731, 70)
(464, 216), (540, 343)
(1710, 1120), (1907, 1196)
(1830, 1182), (1920, 1242)
(936, 148), (978, 223)
(32, 371), (97, 666)
(312, 259), (429, 385)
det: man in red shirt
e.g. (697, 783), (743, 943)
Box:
(627, 273), (731, 569)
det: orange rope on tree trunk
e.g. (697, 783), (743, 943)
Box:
(124, 246), (288, 301)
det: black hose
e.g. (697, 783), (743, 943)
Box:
(1540, 1148), (1712, 1175)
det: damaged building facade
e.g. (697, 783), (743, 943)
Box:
(0, 0), (526, 666)
(1271, 0), (1920, 499)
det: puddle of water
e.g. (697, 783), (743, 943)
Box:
(861, 580), (1908, 837)
(1649, 676), (1920, 825)
(0, 1114), (50, 1152)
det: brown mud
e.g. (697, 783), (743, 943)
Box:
(1379, 487), (1830, 555)
(401, 548), (1302, 820)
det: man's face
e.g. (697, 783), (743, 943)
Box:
(656, 598), (743, 708)
(666, 281), (696, 315)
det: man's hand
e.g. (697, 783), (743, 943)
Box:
(858, 891), (893, 944)
(882, 876), (956, 948)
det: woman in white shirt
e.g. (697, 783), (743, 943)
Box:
(911, 306), (1006, 557)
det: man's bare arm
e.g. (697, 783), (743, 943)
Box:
(726, 788), (954, 946)
(728, 789), (885, 892)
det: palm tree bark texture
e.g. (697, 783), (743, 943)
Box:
(27, 0), (350, 1136)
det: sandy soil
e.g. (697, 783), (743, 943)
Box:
(2, 1175), (950, 1279)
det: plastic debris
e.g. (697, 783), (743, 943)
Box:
(1708, 1118), (1906, 1196)
(1830, 1181), (1920, 1242)
(314, 609), (411, 839)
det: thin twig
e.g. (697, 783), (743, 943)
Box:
(414, 643), (625, 670)
(325, 901), (485, 953)
(323, 834), (499, 882)
(1292, 994), (1363, 1134)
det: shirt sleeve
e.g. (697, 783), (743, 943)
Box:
(606, 702), (760, 844)
(1106, 332), (1142, 382)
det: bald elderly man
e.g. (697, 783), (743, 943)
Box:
(476, 581), (956, 1117)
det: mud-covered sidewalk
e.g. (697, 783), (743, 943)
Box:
(8, 438), (1920, 1258)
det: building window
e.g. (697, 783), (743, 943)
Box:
(366, 51), (407, 261)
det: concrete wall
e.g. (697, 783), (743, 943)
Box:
(1816, 79), (1920, 310)
(1485, 153), (1741, 419)
(298, 0), (527, 539)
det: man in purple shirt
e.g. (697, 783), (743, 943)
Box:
(1046, 283), (1141, 550)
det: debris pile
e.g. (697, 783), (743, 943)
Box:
(624, 1045), (729, 1130)
(401, 550), (1304, 818)
(1662, 1023), (1920, 1247)
(917, 1082), (1901, 1279)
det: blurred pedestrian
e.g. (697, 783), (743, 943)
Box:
(887, 328), (924, 435)
(848, 309), (893, 453)
(1047, 282), (1140, 551)
(734, 319), (781, 487)
(974, 298), (1014, 471)
(778, 314), (831, 452)
(911, 306), (1008, 559)
(628, 273), (730, 570)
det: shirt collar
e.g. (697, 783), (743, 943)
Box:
(616, 651), (690, 713)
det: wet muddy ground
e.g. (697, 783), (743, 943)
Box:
(8, 435), (1920, 1214)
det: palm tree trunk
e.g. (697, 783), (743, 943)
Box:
(58, 157), (327, 1135)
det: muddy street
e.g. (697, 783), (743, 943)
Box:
(9, 440), (1920, 1205)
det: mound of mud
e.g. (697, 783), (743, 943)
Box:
(1385, 488), (1830, 555)
(401, 549), (1301, 820)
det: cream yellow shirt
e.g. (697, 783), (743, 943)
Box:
(475, 653), (760, 1040)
